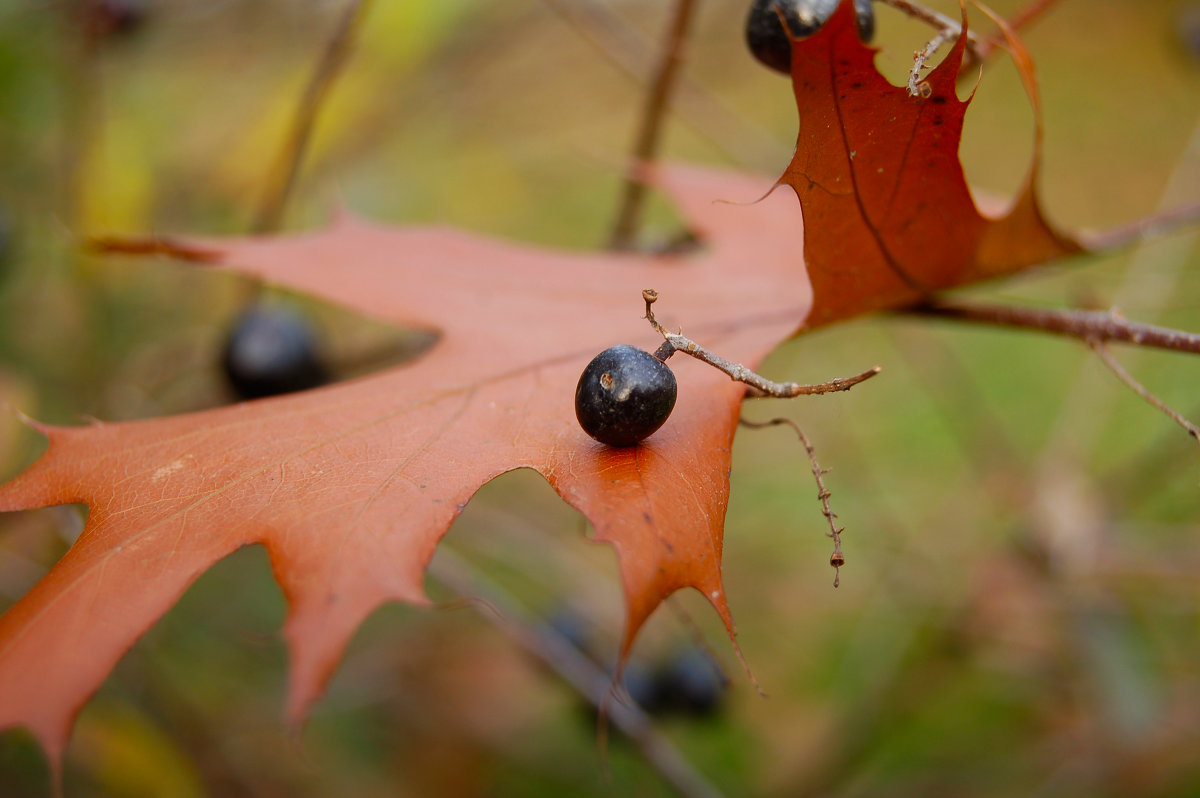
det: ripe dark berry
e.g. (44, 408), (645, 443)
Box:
(622, 660), (667, 715)
(575, 345), (677, 447)
(658, 648), (727, 716)
(746, 0), (875, 74)
(222, 305), (328, 400)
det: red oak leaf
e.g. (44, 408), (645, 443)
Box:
(780, 0), (1081, 328)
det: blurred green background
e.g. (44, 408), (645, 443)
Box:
(1, 0), (1199, 795)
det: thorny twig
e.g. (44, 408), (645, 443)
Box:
(875, 0), (981, 95)
(643, 289), (882, 397)
(1088, 341), (1200, 452)
(253, 0), (370, 233)
(739, 417), (846, 587)
(609, 0), (698, 250)
(876, 0), (1063, 96)
(428, 548), (726, 798)
(907, 27), (957, 97)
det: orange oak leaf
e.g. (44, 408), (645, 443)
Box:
(0, 2), (1106, 770)
(780, 0), (1082, 328)
(0, 165), (813, 766)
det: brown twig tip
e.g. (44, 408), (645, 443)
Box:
(88, 236), (221, 263)
(830, 550), (845, 589)
(640, 291), (882, 398)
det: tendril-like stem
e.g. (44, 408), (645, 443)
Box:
(739, 417), (846, 587)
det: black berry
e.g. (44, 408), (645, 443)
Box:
(622, 660), (667, 715)
(222, 305), (328, 400)
(575, 345), (677, 447)
(657, 648), (727, 716)
(745, 0), (875, 74)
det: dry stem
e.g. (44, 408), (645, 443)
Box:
(538, 0), (780, 168)
(643, 289), (882, 397)
(739, 417), (846, 587)
(875, 0), (981, 95)
(1083, 198), (1200, 251)
(877, 0), (1063, 96)
(253, 0), (369, 233)
(608, 0), (698, 250)
(1088, 341), (1200, 451)
(911, 300), (1200, 356)
(971, 0), (1062, 61)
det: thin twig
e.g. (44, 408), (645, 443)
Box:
(608, 0), (698, 250)
(971, 0), (1063, 61)
(252, 0), (370, 233)
(877, 0), (965, 33)
(907, 27), (955, 97)
(1082, 198), (1200, 252)
(873, 0), (982, 96)
(910, 300), (1200, 356)
(877, 0), (1062, 96)
(643, 290), (882, 397)
(427, 548), (726, 798)
(739, 417), (846, 587)
(538, 0), (782, 168)
(1088, 341), (1200, 450)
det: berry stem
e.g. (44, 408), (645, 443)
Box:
(642, 289), (882, 397)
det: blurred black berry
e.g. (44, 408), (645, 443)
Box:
(657, 647), (727, 716)
(222, 305), (328, 400)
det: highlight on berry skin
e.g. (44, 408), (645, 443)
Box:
(575, 345), (678, 447)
